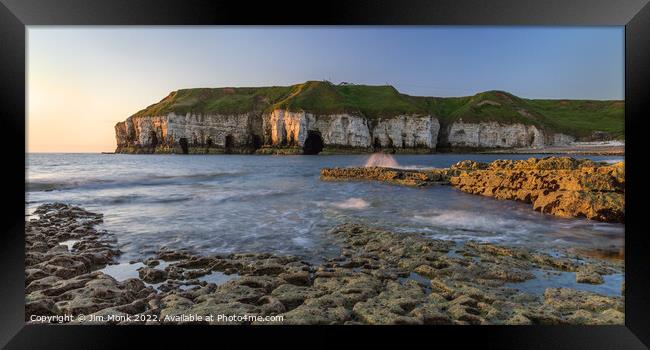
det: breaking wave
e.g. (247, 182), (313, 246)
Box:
(364, 153), (398, 168)
(332, 198), (370, 210)
(413, 209), (544, 236)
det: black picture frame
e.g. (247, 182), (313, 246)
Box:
(1, 0), (649, 348)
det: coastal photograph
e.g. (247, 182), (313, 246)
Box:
(26, 27), (625, 325)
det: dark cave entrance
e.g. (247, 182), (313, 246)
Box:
(373, 137), (382, 151)
(179, 138), (189, 154)
(149, 131), (159, 148)
(303, 130), (324, 155)
(251, 134), (263, 150)
(225, 134), (235, 154)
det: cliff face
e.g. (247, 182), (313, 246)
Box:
(114, 82), (622, 154)
(445, 121), (576, 149)
(115, 111), (577, 154)
(372, 115), (440, 149)
(263, 109), (372, 148)
(115, 113), (263, 153)
(262, 109), (441, 150)
(116, 109), (443, 154)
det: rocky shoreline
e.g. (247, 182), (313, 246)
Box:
(321, 157), (624, 223)
(320, 167), (451, 187)
(26, 203), (623, 325)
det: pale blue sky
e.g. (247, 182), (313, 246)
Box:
(27, 26), (624, 152)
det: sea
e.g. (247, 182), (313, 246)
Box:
(26, 153), (624, 264)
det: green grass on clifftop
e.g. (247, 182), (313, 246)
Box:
(527, 99), (625, 139)
(130, 81), (624, 139)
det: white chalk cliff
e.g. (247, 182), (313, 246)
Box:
(445, 120), (575, 149)
(116, 111), (578, 153)
(116, 110), (444, 153)
(115, 112), (262, 151)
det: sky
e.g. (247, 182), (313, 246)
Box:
(27, 26), (624, 153)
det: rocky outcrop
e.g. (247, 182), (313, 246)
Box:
(25, 207), (624, 325)
(25, 204), (152, 319)
(449, 157), (625, 223)
(320, 157), (624, 223)
(320, 167), (451, 187)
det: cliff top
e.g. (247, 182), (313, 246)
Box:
(129, 81), (624, 139)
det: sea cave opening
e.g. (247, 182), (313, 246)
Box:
(149, 131), (159, 148)
(225, 134), (235, 154)
(179, 138), (189, 154)
(251, 134), (262, 150)
(373, 137), (382, 151)
(303, 130), (324, 155)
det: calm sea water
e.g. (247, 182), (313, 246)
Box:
(26, 153), (624, 264)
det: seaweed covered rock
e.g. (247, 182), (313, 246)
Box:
(449, 157), (624, 223)
(320, 166), (450, 187)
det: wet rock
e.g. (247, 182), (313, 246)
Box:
(279, 270), (311, 286)
(504, 312), (533, 325)
(447, 303), (484, 325)
(353, 298), (422, 325)
(450, 157), (624, 223)
(190, 300), (261, 325)
(599, 308), (625, 324)
(543, 288), (623, 313)
(279, 301), (351, 325)
(25, 268), (50, 285)
(25, 203), (624, 325)
(271, 284), (324, 309)
(232, 275), (283, 293)
(138, 267), (168, 283)
(158, 294), (194, 319)
(157, 249), (192, 261)
(320, 167), (450, 187)
(144, 258), (160, 267)
(409, 303), (452, 324)
(50, 273), (151, 316)
(25, 298), (60, 317)
(197, 282), (266, 305)
(257, 295), (286, 315)
(26, 276), (62, 293)
(576, 265), (605, 284)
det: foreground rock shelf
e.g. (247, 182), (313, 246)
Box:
(321, 157), (625, 223)
(26, 203), (623, 325)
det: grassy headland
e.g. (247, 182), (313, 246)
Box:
(131, 81), (624, 140)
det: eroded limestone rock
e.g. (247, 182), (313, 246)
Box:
(449, 157), (624, 222)
(26, 204), (624, 325)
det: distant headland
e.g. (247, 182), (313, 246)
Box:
(114, 81), (624, 155)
